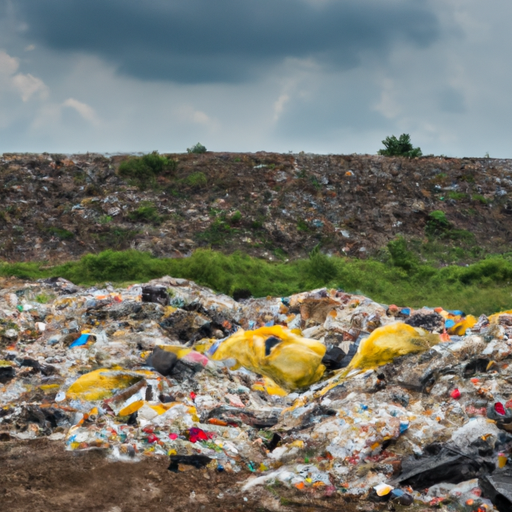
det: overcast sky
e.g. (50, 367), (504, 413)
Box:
(0, 0), (510, 157)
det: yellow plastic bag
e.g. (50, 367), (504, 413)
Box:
(66, 368), (155, 401)
(348, 322), (441, 371)
(318, 322), (441, 396)
(489, 310), (512, 324)
(211, 325), (326, 391)
(448, 315), (477, 335)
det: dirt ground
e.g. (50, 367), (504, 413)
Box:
(0, 439), (364, 512)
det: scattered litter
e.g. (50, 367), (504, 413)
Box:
(1, 275), (512, 510)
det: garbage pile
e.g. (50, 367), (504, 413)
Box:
(2, 151), (512, 264)
(1, 275), (512, 511)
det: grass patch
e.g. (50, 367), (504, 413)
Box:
(472, 194), (491, 205)
(94, 228), (140, 249)
(196, 218), (236, 245)
(184, 171), (207, 189)
(98, 215), (112, 225)
(447, 191), (468, 201)
(227, 210), (242, 225)
(297, 219), (310, 232)
(425, 210), (475, 244)
(35, 293), (52, 304)
(118, 151), (177, 189)
(2, 242), (512, 315)
(47, 227), (74, 240)
(167, 172), (208, 195)
(127, 202), (162, 224)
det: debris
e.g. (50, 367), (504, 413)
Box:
(1, 275), (512, 510)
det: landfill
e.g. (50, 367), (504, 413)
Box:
(1, 151), (512, 264)
(1, 274), (512, 511)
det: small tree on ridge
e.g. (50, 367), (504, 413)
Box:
(378, 133), (422, 158)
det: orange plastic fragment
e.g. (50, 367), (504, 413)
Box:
(208, 418), (228, 426)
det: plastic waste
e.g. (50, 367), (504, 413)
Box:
(69, 331), (95, 348)
(66, 368), (154, 401)
(210, 325), (326, 390)
(347, 323), (441, 371)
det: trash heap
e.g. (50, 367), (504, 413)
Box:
(1, 275), (512, 511)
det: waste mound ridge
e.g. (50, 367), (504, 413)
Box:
(1, 151), (512, 262)
(1, 274), (512, 511)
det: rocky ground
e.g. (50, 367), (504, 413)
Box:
(1, 151), (512, 263)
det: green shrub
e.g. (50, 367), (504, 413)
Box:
(118, 151), (177, 188)
(99, 228), (140, 249)
(99, 215), (113, 224)
(196, 219), (233, 245)
(426, 210), (450, 237)
(3, 247), (512, 316)
(228, 211), (242, 225)
(307, 247), (338, 282)
(128, 202), (162, 224)
(35, 293), (51, 304)
(185, 172), (207, 189)
(447, 191), (468, 201)
(187, 143), (207, 154)
(378, 134), (422, 157)
(472, 194), (490, 205)
(47, 227), (74, 240)
(387, 237), (419, 271)
(297, 220), (309, 232)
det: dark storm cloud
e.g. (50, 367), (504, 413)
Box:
(14, 0), (440, 83)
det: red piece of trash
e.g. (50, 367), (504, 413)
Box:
(169, 433), (178, 440)
(188, 427), (210, 443)
(451, 389), (461, 399)
(190, 392), (197, 401)
(147, 434), (159, 444)
(495, 402), (506, 416)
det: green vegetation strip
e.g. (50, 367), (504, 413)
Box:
(1, 245), (512, 316)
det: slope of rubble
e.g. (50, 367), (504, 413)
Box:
(1, 275), (511, 511)
(1, 151), (512, 263)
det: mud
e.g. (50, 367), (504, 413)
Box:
(0, 439), (361, 512)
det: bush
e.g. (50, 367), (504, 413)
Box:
(47, 227), (74, 240)
(185, 172), (207, 189)
(425, 210), (450, 237)
(378, 134), (422, 158)
(387, 236), (419, 271)
(98, 215), (112, 224)
(128, 202), (162, 224)
(1, 247), (512, 314)
(472, 194), (491, 205)
(307, 247), (338, 282)
(118, 151), (177, 188)
(187, 143), (207, 154)
(228, 211), (242, 225)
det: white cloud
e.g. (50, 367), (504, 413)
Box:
(176, 105), (219, 131)
(62, 98), (100, 124)
(0, 50), (19, 75)
(273, 93), (290, 122)
(191, 110), (211, 125)
(0, 50), (48, 101)
(11, 72), (48, 101)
